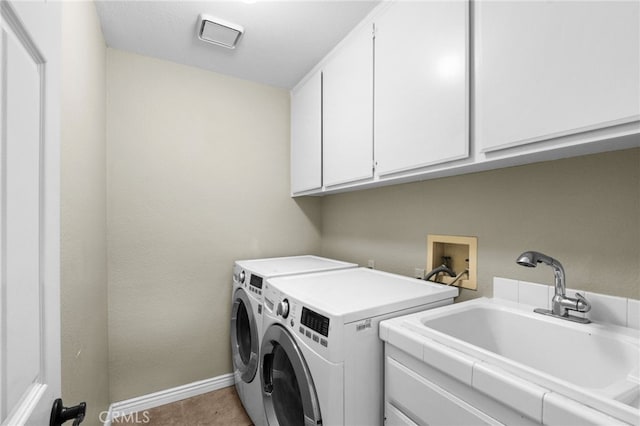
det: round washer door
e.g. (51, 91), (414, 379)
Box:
(261, 324), (321, 426)
(231, 288), (259, 383)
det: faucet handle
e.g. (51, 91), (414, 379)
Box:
(574, 292), (591, 313)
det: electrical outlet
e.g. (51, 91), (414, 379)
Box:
(414, 268), (425, 279)
(367, 259), (375, 269)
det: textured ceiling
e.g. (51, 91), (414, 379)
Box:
(95, 1), (380, 89)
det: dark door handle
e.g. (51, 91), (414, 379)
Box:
(262, 353), (274, 395)
(50, 398), (86, 426)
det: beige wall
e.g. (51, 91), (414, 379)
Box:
(61, 2), (109, 424)
(61, 13), (638, 407)
(321, 149), (640, 301)
(106, 49), (322, 401)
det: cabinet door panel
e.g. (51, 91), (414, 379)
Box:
(477, 1), (640, 152)
(385, 402), (419, 426)
(291, 72), (322, 194)
(375, 1), (469, 176)
(386, 356), (501, 425)
(323, 25), (374, 187)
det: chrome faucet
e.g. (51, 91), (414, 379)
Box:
(516, 251), (591, 323)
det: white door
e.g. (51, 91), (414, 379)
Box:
(475, 0), (640, 152)
(1, 0), (61, 425)
(323, 22), (374, 187)
(374, 1), (469, 176)
(290, 71), (322, 194)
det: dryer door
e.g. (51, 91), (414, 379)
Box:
(261, 325), (322, 426)
(231, 288), (259, 382)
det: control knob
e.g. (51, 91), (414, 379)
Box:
(276, 299), (289, 319)
(239, 270), (245, 284)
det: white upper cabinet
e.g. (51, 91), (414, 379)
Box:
(374, 1), (469, 176)
(291, 71), (322, 194)
(290, 0), (639, 196)
(323, 23), (374, 187)
(476, 1), (640, 153)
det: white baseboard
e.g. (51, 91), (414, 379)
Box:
(103, 373), (235, 425)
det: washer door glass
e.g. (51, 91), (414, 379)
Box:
(236, 300), (252, 364)
(271, 344), (303, 425)
(231, 288), (258, 382)
(261, 325), (321, 426)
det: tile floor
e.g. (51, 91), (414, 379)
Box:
(112, 386), (252, 426)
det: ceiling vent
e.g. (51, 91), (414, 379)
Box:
(197, 14), (244, 49)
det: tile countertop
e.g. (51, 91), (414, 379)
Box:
(493, 277), (640, 330)
(380, 297), (640, 425)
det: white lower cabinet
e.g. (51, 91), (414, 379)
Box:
(385, 402), (418, 426)
(385, 356), (501, 425)
(383, 344), (633, 426)
(542, 393), (629, 426)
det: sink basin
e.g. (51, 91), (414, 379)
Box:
(420, 304), (639, 391)
(379, 298), (640, 426)
(390, 298), (640, 421)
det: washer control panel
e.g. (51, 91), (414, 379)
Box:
(264, 283), (333, 353)
(301, 307), (329, 337)
(276, 299), (289, 318)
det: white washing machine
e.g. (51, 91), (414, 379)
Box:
(260, 267), (458, 426)
(231, 256), (357, 426)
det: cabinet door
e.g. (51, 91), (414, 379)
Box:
(386, 356), (502, 425)
(375, 1), (469, 176)
(291, 71), (322, 194)
(476, 1), (640, 153)
(323, 24), (374, 187)
(385, 402), (419, 426)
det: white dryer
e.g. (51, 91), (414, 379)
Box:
(231, 256), (356, 426)
(260, 267), (458, 426)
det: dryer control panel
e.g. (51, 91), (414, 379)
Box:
(248, 274), (263, 297)
(232, 265), (244, 284)
(233, 265), (263, 297)
(250, 274), (263, 289)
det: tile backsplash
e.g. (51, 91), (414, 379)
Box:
(493, 277), (640, 330)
